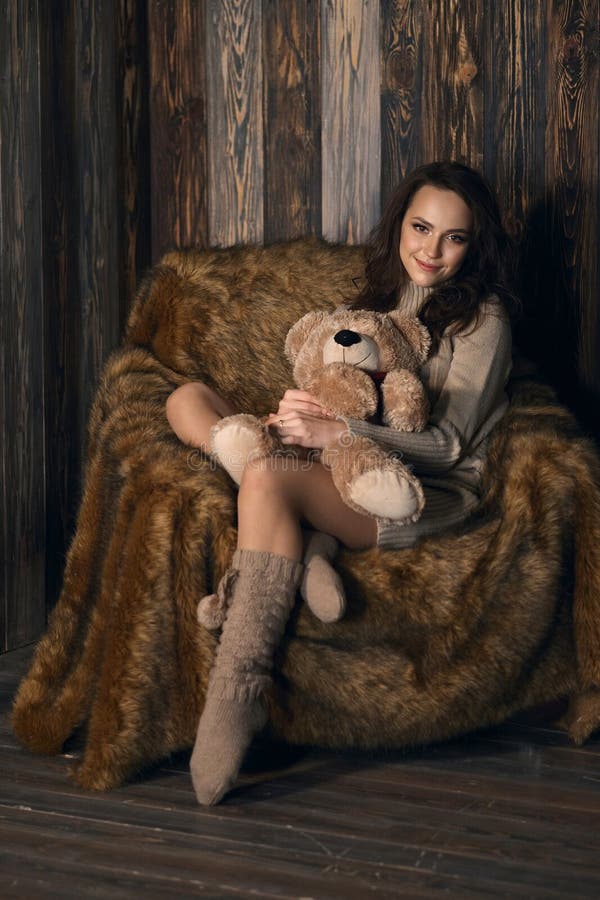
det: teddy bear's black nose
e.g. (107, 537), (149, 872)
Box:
(334, 329), (361, 347)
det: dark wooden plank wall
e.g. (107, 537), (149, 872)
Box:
(0, 0), (46, 653)
(263, 0), (321, 242)
(2, 0), (599, 651)
(148, 0), (207, 259)
(2, 0), (151, 652)
(206, 0), (264, 246)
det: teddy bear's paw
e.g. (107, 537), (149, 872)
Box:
(301, 556), (346, 624)
(348, 468), (422, 522)
(210, 414), (275, 486)
(300, 530), (346, 623)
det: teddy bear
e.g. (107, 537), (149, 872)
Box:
(197, 306), (430, 629)
(210, 306), (430, 520)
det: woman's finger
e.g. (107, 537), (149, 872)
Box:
(277, 397), (334, 417)
(283, 389), (319, 403)
(264, 412), (289, 427)
(278, 400), (322, 416)
(282, 390), (334, 411)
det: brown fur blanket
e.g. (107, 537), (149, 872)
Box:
(11, 238), (600, 790)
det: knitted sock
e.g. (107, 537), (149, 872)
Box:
(190, 549), (303, 806)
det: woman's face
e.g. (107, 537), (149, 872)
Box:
(399, 185), (473, 288)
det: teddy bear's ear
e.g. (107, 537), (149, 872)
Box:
(387, 311), (431, 365)
(284, 310), (328, 362)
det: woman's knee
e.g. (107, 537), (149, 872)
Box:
(167, 381), (206, 413)
(238, 458), (300, 510)
(166, 382), (198, 421)
(167, 381), (232, 421)
(166, 382), (229, 445)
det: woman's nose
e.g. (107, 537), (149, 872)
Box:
(424, 235), (442, 258)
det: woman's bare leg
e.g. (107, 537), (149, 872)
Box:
(165, 382), (236, 450)
(237, 455), (378, 557)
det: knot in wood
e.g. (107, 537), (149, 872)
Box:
(562, 35), (582, 70)
(387, 49), (415, 91)
(458, 62), (478, 84)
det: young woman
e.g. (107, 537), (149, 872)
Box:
(166, 160), (518, 805)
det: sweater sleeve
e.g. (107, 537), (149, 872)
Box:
(339, 304), (513, 475)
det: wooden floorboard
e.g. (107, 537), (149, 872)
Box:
(1, 646), (600, 898)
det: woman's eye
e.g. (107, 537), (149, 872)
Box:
(413, 223), (428, 233)
(447, 233), (466, 244)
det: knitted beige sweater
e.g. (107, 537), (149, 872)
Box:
(340, 282), (513, 487)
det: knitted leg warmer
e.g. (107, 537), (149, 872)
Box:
(190, 549), (303, 806)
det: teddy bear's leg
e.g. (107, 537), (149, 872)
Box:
(323, 435), (425, 525)
(348, 466), (423, 522)
(300, 530), (346, 623)
(210, 413), (279, 486)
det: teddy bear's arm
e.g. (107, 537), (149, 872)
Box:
(381, 369), (429, 432)
(307, 363), (379, 419)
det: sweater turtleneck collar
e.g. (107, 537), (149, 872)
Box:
(396, 281), (432, 317)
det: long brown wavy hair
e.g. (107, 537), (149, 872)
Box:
(350, 161), (520, 353)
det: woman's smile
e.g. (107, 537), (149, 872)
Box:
(415, 259), (443, 273)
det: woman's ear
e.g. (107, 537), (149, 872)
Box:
(284, 311), (327, 363)
(387, 311), (431, 364)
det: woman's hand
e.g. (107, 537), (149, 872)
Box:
(272, 389), (334, 420)
(264, 389), (347, 449)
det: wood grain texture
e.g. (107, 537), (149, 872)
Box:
(263, 0), (321, 242)
(321, 0), (381, 243)
(421, 0), (483, 168)
(0, 1), (46, 650)
(206, 0), (264, 246)
(148, 0), (208, 259)
(2, 0), (600, 653)
(381, 0), (423, 206)
(38, 0), (82, 614)
(75, 0), (121, 445)
(117, 0), (151, 323)
(5, 645), (600, 897)
(484, 0), (546, 242)
(546, 0), (600, 394)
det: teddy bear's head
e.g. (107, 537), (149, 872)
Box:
(284, 307), (431, 390)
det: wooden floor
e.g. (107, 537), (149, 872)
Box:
(2, 647), (600, 899)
